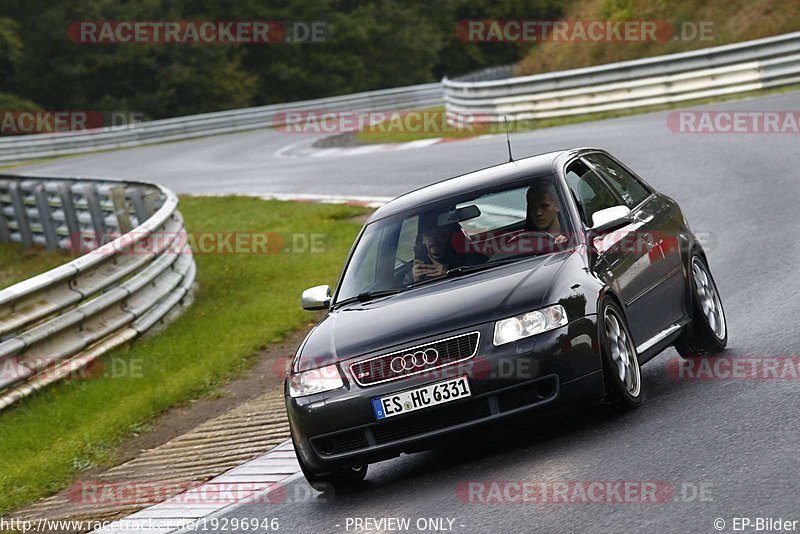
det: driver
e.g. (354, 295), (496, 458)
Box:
(411, 220), (486, 283)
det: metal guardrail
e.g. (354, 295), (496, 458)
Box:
(0, 83), (443, 163)
(3, 33), (798, 163)
(0, 176), (196, 410)
(443, 32), (800, 122)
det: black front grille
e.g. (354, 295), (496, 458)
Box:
(310, 398), (491, 456)
(349, 332), (480, 386)
(372, 397), (491, 444)
(311, 429), (369, 456)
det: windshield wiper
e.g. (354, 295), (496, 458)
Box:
(407, 258), (526, 289)
(444, 258), (526, 278)
(333, 289), (405, 309)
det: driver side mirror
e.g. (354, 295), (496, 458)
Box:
(301, 285), (331, 310)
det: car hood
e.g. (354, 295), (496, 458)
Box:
(295, 251), (572, 372)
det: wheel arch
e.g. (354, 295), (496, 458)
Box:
(682, 242), (710, 317)
(597, 286), (626, 321)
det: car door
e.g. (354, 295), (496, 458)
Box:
(583, 153), (687, 334)
(563, 157), (658, 348)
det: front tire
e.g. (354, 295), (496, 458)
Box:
(675, 255), (727, 358)
(599, 298), (643, 411)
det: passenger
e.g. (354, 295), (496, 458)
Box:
(525, 182), (568, 245)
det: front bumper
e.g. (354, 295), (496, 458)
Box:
(286, 315), (602, 472)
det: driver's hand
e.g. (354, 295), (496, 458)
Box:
(554, 234), (567, 245)
(413, 259), (446, 281)
(412, 259), (428, 282)
(425, 258), (446, 278)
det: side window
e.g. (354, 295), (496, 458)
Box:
(345, 226), (383, 293)
(565, 159), (621, 227)
(584, 154), (651, 209)
(395, 216), (418, 263)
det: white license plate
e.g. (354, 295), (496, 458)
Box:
(372, 376), (471, 420)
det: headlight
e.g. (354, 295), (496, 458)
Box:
(493, 305), (568, 346)
(288, 364), (344, 398)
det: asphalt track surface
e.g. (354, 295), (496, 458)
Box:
(16, 92), (800, 533)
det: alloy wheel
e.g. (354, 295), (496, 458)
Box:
(691, 257), (726, 340)
(604, 309), (641, 397)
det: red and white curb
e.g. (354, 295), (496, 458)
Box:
(257, 192), (391, 208)
(275, 136), (471, 159)
(92, 440), (302, 534)
(200, 192), (391, 208)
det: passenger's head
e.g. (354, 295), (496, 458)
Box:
(526, 182), (560, 232)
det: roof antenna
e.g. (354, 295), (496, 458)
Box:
(504, 116), (514, 162)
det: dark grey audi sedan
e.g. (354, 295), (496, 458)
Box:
(285, 148), (727, 488)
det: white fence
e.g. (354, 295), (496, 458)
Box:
(443, 32), (800, 122)
(0, 176), (195, 410)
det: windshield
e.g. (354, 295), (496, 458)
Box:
(335, 174), (572, 304)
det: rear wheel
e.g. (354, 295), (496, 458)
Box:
(599, 298), (642, 411)
(675, 255), (727, 358)
(293, 438), (367, 492)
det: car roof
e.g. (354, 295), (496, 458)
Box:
(367, 148), (589, 222)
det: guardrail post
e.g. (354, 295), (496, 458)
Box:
(82, 183), (108, 247)
(0, 211), (9, 243)
(128, 187), (158, 226)
(109, 185), (133, 234)
(0, 182), (10, 244)
(8, 182), (33, 248)
(57, 183), (81, 253)
(33, 183), (59, 250)
(143, 190), (158, 218)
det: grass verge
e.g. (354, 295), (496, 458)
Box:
(0, 244), (71, 290)
(0, 196), (370, 515)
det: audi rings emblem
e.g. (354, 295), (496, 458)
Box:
(390, 348), (439, 373)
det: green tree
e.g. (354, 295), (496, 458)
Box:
(0, 0), (568, 118)
(2, 0), (260, 118)
(0, 16), (38, 111)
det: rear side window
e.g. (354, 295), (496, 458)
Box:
(456, 188), (527, 237)
(584, 153), (651, 209)
(565, 159), (620, 227)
